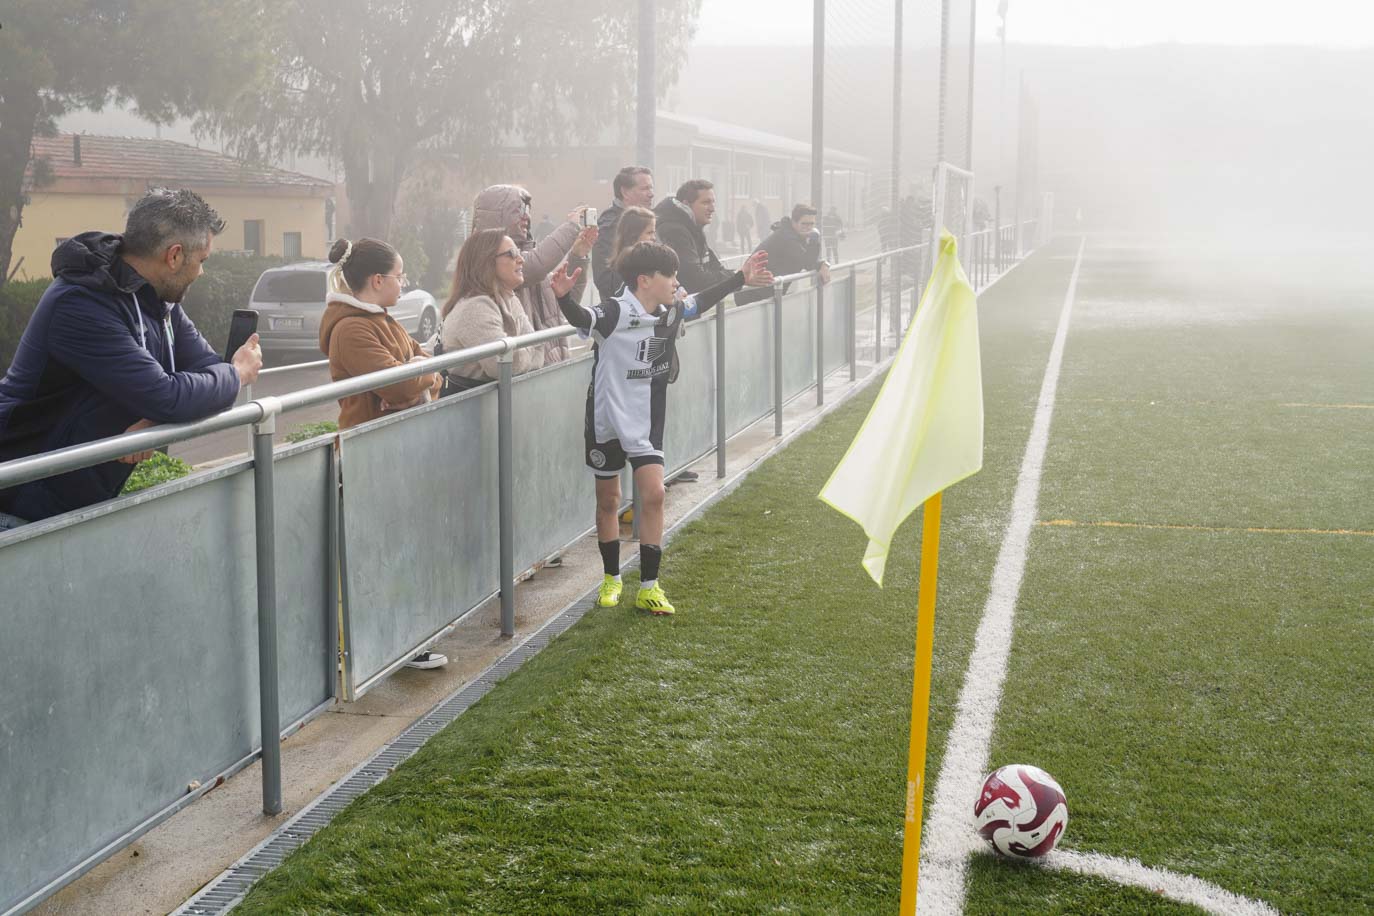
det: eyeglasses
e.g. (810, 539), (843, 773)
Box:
(496, 249), (522, 261)
(382, 273), (409, 286)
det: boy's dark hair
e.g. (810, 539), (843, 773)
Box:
(613, 166), (652, 201)
(791, 203), (818, 222)
(675, 179), (714, 205)
(122, 188), (225, 257)
(617, 241), (679, 289)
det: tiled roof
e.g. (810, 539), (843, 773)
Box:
(27, 134), (334, 191)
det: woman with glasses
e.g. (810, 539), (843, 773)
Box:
(318, 236), (441, 431)
(436, 229), (546, 392)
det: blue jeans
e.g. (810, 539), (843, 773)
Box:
(0, 511), (28, 532)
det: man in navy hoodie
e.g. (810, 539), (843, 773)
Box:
(0, 188), (262, 527)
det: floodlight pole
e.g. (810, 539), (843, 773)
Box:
(637, 0), (656, 170)
(812, 0), (825, 213)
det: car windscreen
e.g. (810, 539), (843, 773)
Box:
(252, 270), (325, 303)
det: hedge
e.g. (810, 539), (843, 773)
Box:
(0, 254), (293, 374)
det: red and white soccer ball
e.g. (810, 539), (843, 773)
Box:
(973, 764), (1069, 858)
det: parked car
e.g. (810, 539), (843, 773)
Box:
(249, 261), (440, 359)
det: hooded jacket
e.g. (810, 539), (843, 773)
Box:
(0, 232), (240, 522)
(470, 185), (588, 364)
(439, 291), (543, 384)
(652, 197), (735, 296)
(318, 289), (441, 430)
(737, 218), (824, 305)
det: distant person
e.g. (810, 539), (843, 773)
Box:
(318, 235), (445, 670)
(0, 188), (262, 527)
(592, 166), (654, 301)
(753, 199), (771, 244)
(822, 205), (844, 263)
(737, 203), (830, 305)
(471, 185), (595, 364)
(877, 206), (898, 252)
(533, 213), (556, 241)
(553, 242), (771, 617)
(736, 204), (755, 252)
(437, 229), (543, 391)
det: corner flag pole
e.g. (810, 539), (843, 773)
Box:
(898, 492), (943, 915)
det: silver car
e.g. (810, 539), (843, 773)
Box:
(249, 261), (440, 357)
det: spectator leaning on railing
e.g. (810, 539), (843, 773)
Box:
(318, 235), (446, 670)
(318, 237), (441, 432)
(471, 185), (593, 365)
(436, 229), (551, 392)
(0, 188), (262, 529)
(592, 166), (654, 301)
(653, 179), (737, 298)
(737, 203), (832, 306)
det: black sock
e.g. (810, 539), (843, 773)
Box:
(599, 539), (620, 576)
(641, 544), (662, 582)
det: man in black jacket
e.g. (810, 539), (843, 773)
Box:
(592, 166), (654, 300)
(737, 203), (831, 305)
(653, 179), (743, 299)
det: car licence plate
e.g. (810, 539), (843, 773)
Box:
(271, 316), (304, 330)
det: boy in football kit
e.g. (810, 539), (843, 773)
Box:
(553, 241), (770, 615)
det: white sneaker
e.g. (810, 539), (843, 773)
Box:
(406, 651), (448, 670)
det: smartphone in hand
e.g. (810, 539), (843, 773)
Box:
(224, 309), (259, 362)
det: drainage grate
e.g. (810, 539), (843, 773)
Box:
(172, 588), (604, 915)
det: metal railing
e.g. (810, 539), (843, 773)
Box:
(0, 229), (1038, 915)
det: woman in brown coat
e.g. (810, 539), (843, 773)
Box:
(318, 237), (441, 431)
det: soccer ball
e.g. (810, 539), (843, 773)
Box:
(973, 764), (1069, 858)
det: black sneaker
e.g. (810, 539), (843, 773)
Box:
(673, 470), (700, 483)
(406, 651), (448, 670)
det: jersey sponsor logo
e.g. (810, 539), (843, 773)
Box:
(626, 362), (671, 380)
(635, 336), (668, 364)
(588, 448), (607, 468)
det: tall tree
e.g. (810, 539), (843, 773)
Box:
(205, 0), (702, 240)
(0, 1), (266, 285)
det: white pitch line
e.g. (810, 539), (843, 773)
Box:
(916, 239), (1085, 913)
(916, 239), (1280, 916)
(1043, 850), (1281, 916)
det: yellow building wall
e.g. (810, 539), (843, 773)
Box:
(11, 189), (328, 281)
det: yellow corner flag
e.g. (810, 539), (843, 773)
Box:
(818, 229), (984, 916)
(818, 230), (984, 586)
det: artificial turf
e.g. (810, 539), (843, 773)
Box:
(236, 238), (1371, 914)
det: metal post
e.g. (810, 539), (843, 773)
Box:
(814, 281), (824, 406)
(890, 251), (901, 343)
(994, 186), (1002, 272)
(874, 259), (884, 362)
(812, 0), (825, 209)
(637, 0), (656, 170)
(937, 0), (950, 165)
(715, 301), (727, 478)
(966, 0), (977, 173)
(497, 352), (515, 638)
(326, 444), (341, 701)
(847, 269), (857, 380)
(891, 0), (903, 292)
(773, 285), (784, 437)
(251, 401), (283, 816)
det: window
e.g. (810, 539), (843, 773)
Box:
(244, 220), (264, 256)
(734, 172), (750, 198)
(283, 232), (302, 260)
(251, 269), (327, 303)
(764, 172), (783, 198)
(666, 166), (688, 194)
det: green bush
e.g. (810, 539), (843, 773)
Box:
(120, 451), (193, 495)
(0, 279), (53, 371)
(284, 420), (338, 444)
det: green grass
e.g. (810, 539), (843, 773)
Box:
(119, 451), (192, 494)
(237, 239), (1372, 914)
(284, 420), (340, 444)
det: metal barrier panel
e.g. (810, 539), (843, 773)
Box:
(0, 453), (331, 912)
(723, 299), (775, 435)
(510, 357), (595, 573)
(781, 285), (818, 402)
(661, 312), (719, 474)
(339, 389), (499, 693)
(823, 274), (850, 375)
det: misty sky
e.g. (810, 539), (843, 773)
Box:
(695, 0), (1374, 48)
